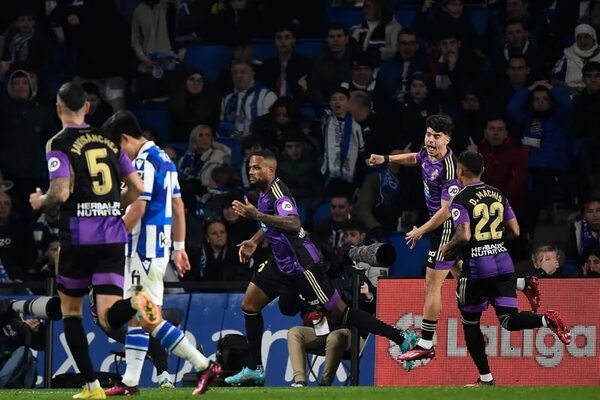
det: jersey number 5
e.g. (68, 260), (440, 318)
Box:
(473, 202), (504, 241)
(85, 148), (113, 195)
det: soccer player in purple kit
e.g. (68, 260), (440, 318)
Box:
(29, 82), (144, 399)
(369, 114), (540, 362)
(225, 149), (416, 385)
(437, 151), (570, 386)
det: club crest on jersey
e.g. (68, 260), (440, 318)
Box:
(430, 170), (439, 180)
(48, 157), (61, 172)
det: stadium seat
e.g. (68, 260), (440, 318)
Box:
(47, 74), (74, 99)
(387, 232), (429, 277)
(395, 6), (417, 28)
(183, 45), (232, 83)
(468, 5), (491, 38)
(216, 137), (242, 169)
(296, 39), (326, 60)
(313, 200), (331, 225)
(252, 40), (277, 61)
(133, 102), (170, 144)
(328, 6), (363, 32)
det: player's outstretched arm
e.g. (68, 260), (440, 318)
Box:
(368, 152), (418, 167)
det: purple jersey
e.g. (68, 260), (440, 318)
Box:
(45, 124), (133, 245)
(450, 182), (517, 279)
(416, 147), (460, 217)
(257, 178), (321, 275)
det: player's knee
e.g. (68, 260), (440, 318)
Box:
(241, 304), (261, 315)
(287, 326), (305, 343)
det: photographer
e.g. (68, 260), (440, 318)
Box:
(0, 297), (58, 388)
(286, 220), (379, 387)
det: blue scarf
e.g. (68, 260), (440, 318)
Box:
(578, 219), (599, 254)
(522, 118), (543, 148)
(179, 151), (206, 180)
(378, 169), (401, 205)
(339, 114), (353, 167)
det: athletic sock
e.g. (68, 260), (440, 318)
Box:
(151, 321), (209, 371)
(243, 308), (264, 370)
(122, 327), (149, 387)
(63, 316), (96, 382)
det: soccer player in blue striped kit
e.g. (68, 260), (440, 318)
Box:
(101, 111), (221, 396)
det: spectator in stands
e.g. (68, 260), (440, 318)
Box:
(347, 90), (389, 156)
(490, 17), (545, 81)
(252, 96), (304, 154)
(351, 0), (402, 64)
(467, 116), (528, 229)
(396, 72), (441, 152)
(413, 0), (482, 56)
(321, 87), (365, 188)
(187, 219), (249, 283)
(341, 52), (378, 104)
(452, 85), (487, 153)
(313, 193), (354, 251)
(431, 30), (483, 112)
(221, 194), (258, 252)
(169, 69), (221, 142)
(33, 234), (59, 280)
(507, 80), (573, 231)
(0, 5), (51, 86)
(0, 191), (35, 286)
(131, 0), (180, 102)
(277, 129), (323, 207)
(0, 70), (56, 217)
(257, 24), (312, 100)
(210, 0), (259, 45)
(484, 0), (549, 61)
(308, 24), (355, 109)
(581, 245), (600, 276)
(487, 55), (532, 116)
(573, 61), (600, 139)
(60, 0), (130, 110)
(553, 23), (600, 95)
(354, 149), (406, 242)
(216, 36), (262, 97)
(565, 193), (600, 272)
(219, 60), (277, 138)
(375, 29), (428, 112)
(82, 82), (113, 128)
(178, 124), (230, 210)
(517, 245), (564, 277)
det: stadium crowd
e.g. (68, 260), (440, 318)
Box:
(0, 0), (599, 297)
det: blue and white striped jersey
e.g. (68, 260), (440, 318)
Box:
(127, 141), (181, 259)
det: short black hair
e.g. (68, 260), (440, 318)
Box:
(250, 149), (277, 162)
(57, 82), (86, 112)
(458, 151), (485, 176)
(342, 219), (367, 234)
(81, 82), (100, 97)
(327, 23), (347, 35)
(583, 61), (600, 75)
(102, 110), (143, 142)
(425, 114), (454, 136)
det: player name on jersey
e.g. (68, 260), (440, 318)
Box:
(76, 202), (121, 217)
(468, 188), (504, 206)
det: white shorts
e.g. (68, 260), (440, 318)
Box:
(123, 252), (169, 306)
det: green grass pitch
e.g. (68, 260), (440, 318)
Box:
(0, 387), (598, 400)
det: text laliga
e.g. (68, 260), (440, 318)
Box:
(445, 318), (595, 367)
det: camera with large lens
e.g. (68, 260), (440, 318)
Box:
(0, 296), (62, 321)
(347, 242), (396, 267)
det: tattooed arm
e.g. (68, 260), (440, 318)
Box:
(440, 221), (471, 257)
(231, 199), (301, 233)
(29, 177), (70, 212)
